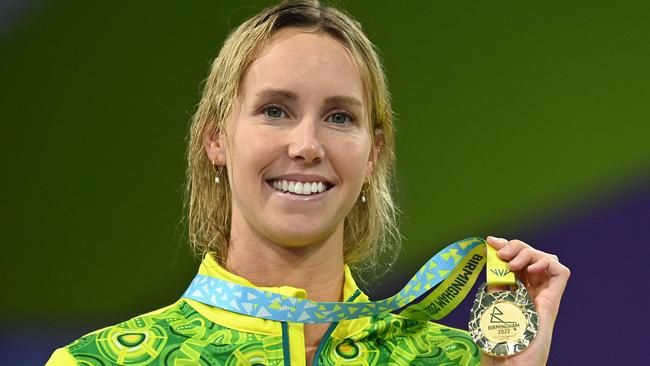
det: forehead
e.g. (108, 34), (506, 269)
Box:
(240, 27), (365, 103)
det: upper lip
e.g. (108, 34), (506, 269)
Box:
(267, 174), (334, 185)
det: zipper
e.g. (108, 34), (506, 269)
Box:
(281, 321), (291, 366)
(310, 290), (362, 366)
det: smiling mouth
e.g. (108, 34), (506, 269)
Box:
(266, 179), (334, 196)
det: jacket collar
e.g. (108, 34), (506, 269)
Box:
(183, 253), (371, 337)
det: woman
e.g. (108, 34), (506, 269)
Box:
(47, 1), (570, 365)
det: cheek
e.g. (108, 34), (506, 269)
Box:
(330, 138), (371, 182)
(229, 125), (278, 177)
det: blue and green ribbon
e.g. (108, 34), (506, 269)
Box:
(182, 237), (488, 323)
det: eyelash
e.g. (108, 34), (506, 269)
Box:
(261, 105), (356, 125)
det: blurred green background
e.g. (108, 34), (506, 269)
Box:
(2, 0), (649, 364)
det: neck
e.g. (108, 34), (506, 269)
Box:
(224, 222), (345, 303)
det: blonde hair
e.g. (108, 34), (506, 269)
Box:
(184, 0), (400, 275)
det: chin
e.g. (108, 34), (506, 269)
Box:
(267, 227), (337, 249)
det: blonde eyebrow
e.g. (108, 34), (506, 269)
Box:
(255, 88), (298, 101)
(324, 95), (363, 107)
(255, 88), (363, 107)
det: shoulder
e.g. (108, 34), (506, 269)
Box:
(45, 347), (76, 366)
(46, 300), (198, 366)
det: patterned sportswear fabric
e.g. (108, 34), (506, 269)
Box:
(46, 255), (481, 366)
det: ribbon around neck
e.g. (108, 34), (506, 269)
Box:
(182, 237), (499, 323)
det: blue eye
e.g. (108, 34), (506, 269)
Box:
(264, 106), (285, 119)
(328, 112), (353, 125)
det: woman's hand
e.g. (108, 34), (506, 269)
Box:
(479, 236), (571, 366)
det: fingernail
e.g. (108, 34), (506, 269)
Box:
(488, 236), (507, 244)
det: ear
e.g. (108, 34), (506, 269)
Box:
(365, 128), (382, 183)
(203, 123), (227, 166)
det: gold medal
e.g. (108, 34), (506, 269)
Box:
(468, 279), (538, 357)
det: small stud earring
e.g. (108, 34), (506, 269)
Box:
(361, 194), (367, 203)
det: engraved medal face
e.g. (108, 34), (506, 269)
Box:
(468, 279), (538, 357)
(479, 302), (527, 343)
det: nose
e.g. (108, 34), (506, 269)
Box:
(287, 120), (325, 164)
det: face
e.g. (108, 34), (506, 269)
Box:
(205, 27), (375, 248)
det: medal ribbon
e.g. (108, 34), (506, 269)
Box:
(182, 237), (490, 323)
(486, 243), (515, 287)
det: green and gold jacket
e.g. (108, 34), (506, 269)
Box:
(46, 255), (481, 365)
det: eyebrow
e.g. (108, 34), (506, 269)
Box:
(255, 88), (363, 107)
(256, 88), (298, 101)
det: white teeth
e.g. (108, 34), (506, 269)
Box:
(302, 183), (311, 194)
(270, 179), (329, 195)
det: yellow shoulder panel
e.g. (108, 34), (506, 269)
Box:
(45, 347), (76, 366)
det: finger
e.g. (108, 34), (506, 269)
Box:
(496, 239), (530, 260)
(545, 258), (571, 278)
(526, 253), (570, 289)
(486, 236), (508, 250)
(524, 248), (568, 276)
(508, 247), (539, 271)
(527, 256), (552, 275)
(486, 284), (511, 293)
(528, 258), (571, 317)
